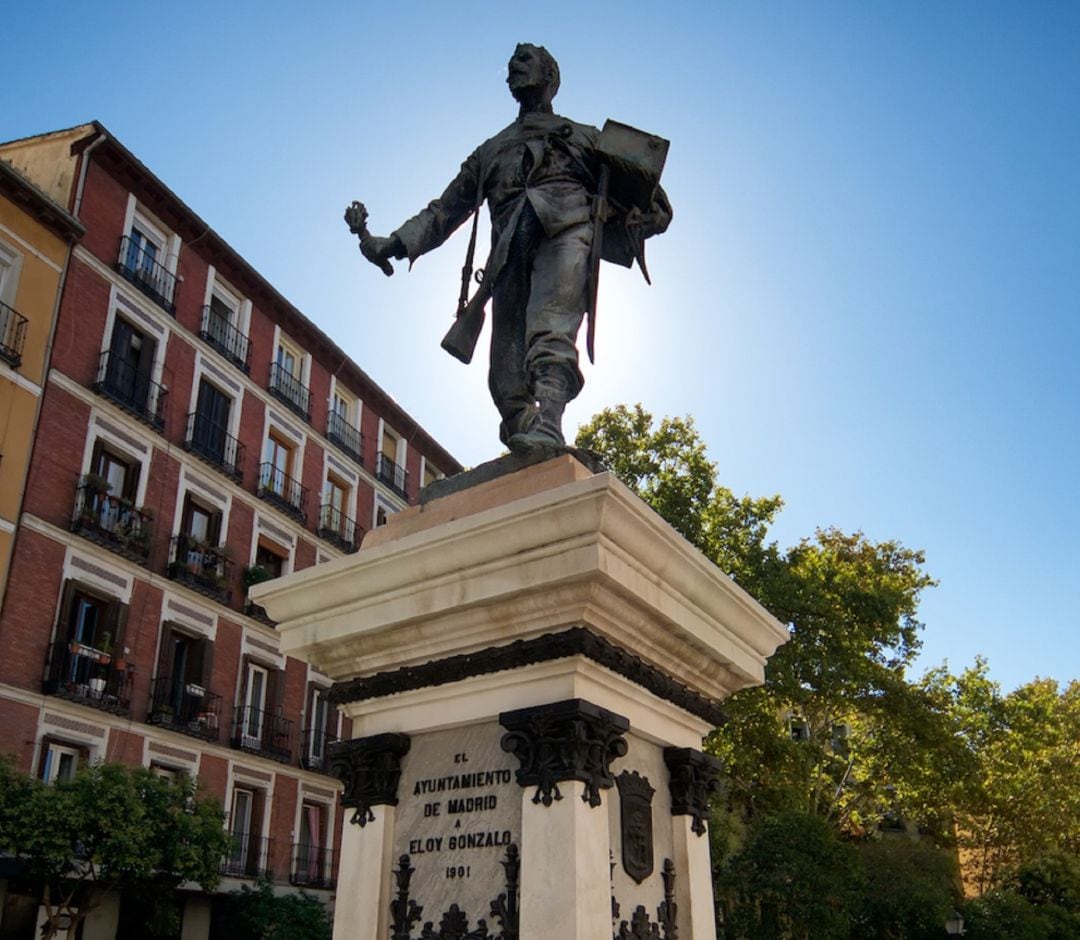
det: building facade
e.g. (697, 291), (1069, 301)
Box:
(0, 161), (84, 610)
(0, 124), (460, 939)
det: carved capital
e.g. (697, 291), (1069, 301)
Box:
(328, 732), (411, 826)
(499, 698), (629, 808)
(663, 746), (721, 836)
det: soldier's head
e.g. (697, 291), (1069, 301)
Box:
(507, 43), (560, 109)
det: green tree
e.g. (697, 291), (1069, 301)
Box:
(923, 663), (1080, 892)
(854, 838), (960, 939)
(578, 405), (952, 836)
(0, 759), (230, 939)
(217, 880), (333, 940)
(717, 812), (863, 939)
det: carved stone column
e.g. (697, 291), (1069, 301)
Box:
(327, 733), (411, 940)
(500, 699), (628, 940)
(665, 747), (722, 940)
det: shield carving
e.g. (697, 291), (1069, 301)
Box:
(616, 771), (655, 884)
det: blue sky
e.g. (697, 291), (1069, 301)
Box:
(4, 1), (1077, 691)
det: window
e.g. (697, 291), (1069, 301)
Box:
(97, 315), (165, 426)
(294, 802), (330, 886)
(319, 474), (356, 550)
(327, 388), (362, 462)
(423, 460), (440, 489)
(0, 242), (26, 367)
(376, 426), (408, 498)
(189, 378), (240, 478)
(44, 582), (130, 712)
(258, 431), (307, 521)
(0, 242), (17, 303)
(40, 741), (83, 784)
(254, 541), (286, 579)
(226, 786), (267, 877)
(76, 442), (147, 552)
(150, 620), (219, 739)
(302, 684), (337, 771)
(117, 210), (176, 313)
(262, 432), (293, 490)
(269, 337), (310, 421)
(234, 656), (290, 759)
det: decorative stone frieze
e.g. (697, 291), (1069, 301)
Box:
(663, 747), (721, 836)
(499, 698), (629, 808)
(328, 731), (411, 826)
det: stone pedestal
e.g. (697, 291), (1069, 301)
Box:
(252, 455), (787, 940)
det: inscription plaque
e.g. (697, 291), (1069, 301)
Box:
(391, 721), (522, 930)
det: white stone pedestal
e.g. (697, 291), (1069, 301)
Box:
(252, 455), (787, 940)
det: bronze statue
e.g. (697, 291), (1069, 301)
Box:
(347, 43), (672, 452)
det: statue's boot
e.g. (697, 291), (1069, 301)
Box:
(508, 373), (569, 452)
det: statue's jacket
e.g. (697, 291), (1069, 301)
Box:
(392, 111), (670, 294)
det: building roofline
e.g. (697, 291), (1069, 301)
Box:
(0, 159), (85, 242)
(63, 121), (461, 474)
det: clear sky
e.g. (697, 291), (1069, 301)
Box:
(3, 1), (1077, 692)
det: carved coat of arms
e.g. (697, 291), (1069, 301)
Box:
(616, 771), (655, 884)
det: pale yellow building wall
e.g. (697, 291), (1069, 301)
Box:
(0, 186), (74, 604)
(0, 124), (88, 207)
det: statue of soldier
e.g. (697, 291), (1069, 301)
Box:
(348, 43), (672, 452)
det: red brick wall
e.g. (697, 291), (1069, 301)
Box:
(50, 258), (112, 385)
(122, 579), (163, 720)
(0, 528), (66, 689)
(78, 160), (128, 268)
(105, 728), (145, 765)
(237, 391), (266, 493)
(0, 699), (43, 773)
(270, 773), (298, 881)
(22, 388), (91, 529)
(210, 617), (244, 740)
(198, 752), (229, 804)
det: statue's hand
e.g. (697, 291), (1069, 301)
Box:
(359, 235), (403, 277)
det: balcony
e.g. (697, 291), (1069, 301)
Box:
(147, 675), (222, 742)
(43, 639), (132, 715)
(290, 844), (338, 890)
(317, 503), (359, 553)
(376, 451), (408, 499)
(257, 462), (307, 523)
(326, 411), (362, 464)
(200, 305), (250, 372)
(71, 482), (153, 564)
(268, 362), (310, 422)
(166, 535), (232, 604)
(184, 412), (244, 482)
(0, 301), (28, 368)
(222, 832), (274, 880)
(116, 235), (177, 315)
(232, 705), (293, 762)
(93, 348), (168, 430)
(243, 600), (277, 627)
(300, 727), (339, 774)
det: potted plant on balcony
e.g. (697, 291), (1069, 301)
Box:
(242, 564), (273, 589)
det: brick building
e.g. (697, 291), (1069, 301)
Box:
(0, 123), (461, 939)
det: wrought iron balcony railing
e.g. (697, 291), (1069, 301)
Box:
(184, 412), (244, 482)
(116, 234), (177, 314)
(43, 639), (133, 715)
(290, 843), (338, 889)
(200, 305), (250, 372)
(71, 483), (153, 564)
(300, 727), (339, 774)
(376, 451), (408, 499)
(0, 301), (28, 368)
(317, 503), (359, 553)
(268, 361), (310, 422)
(222, 832), (274, 880)
(232, 704), (293, 762)
(166, 535), (232, 604)
(257, 462), (308, 523)
(148, 675), (222, 742)
(93, 348), (167, 430)
(326, 411), (362, 463)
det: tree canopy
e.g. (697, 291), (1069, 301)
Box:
(0, 759), (230, 939)
(577, 404), (1079, 936)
